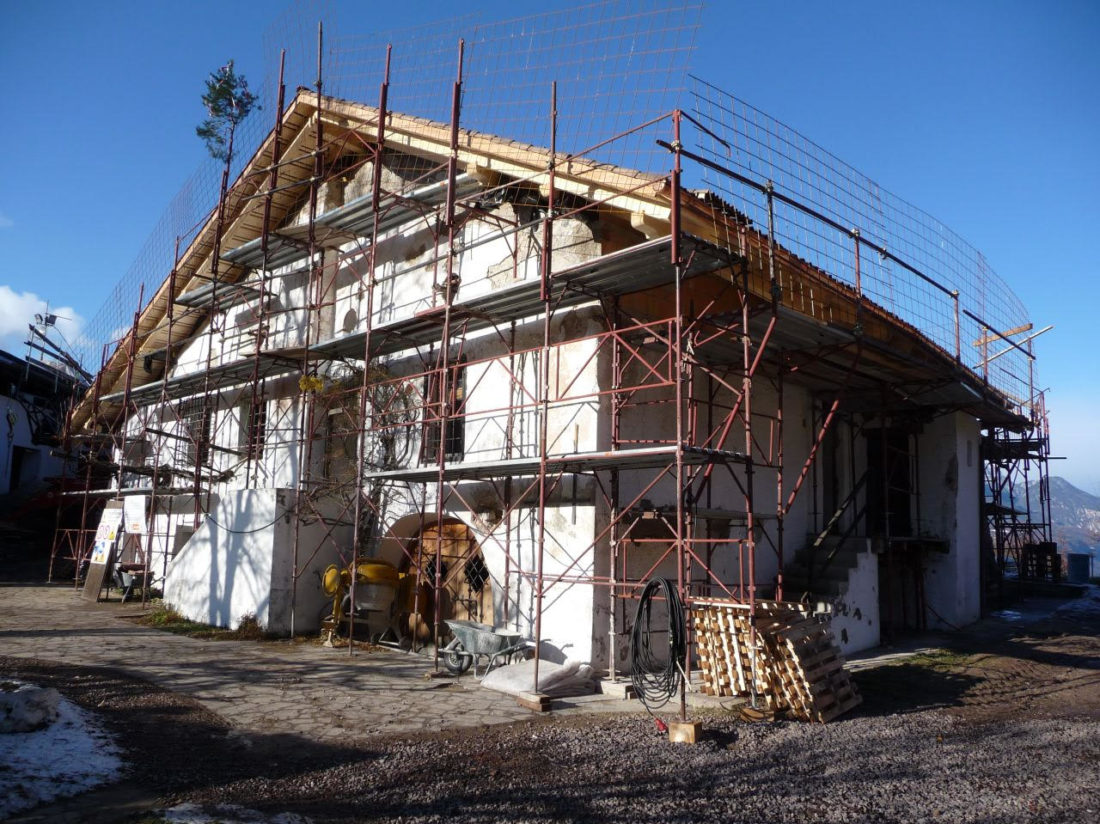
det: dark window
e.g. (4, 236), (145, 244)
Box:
(177, 399), (211, 467)
(423, 557), (449, 584)
(464, 556), (489, 593)
(238, 398), (266, 459)
(866, 428), (914, 537)
(422, 360), (466, 464)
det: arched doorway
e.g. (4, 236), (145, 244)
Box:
(405, 519), (494, 627)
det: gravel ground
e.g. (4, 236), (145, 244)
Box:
(185, 710), (1098, 824)
(2, 587), (1098, 824)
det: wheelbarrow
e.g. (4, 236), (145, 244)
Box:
(441, 619), (529, 677)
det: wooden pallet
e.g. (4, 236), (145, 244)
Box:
(692, 600), (861, 722)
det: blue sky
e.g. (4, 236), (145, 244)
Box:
(1, 0), (1097, 492)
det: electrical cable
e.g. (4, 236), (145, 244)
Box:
(924, 599), (964, 631)
(630, 577), (687, 712)
(203, 506), (295, 534)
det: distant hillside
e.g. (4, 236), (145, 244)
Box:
(1030, 476), (1100, 556)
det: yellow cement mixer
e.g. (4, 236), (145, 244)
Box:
(320, 559), (432, 646)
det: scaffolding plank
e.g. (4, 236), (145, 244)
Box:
(314, 234), (727, 363)
(361, 444), (745, 483)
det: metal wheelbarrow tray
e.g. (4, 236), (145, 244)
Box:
(442, 619), (528, 676)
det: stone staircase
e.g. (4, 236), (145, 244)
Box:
(777, 535), (865, 606)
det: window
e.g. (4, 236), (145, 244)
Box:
(464, 556), (489, 592)
(422, 360), (465, 464)
(177, 399), (211, 467)
(121, 438), (150, 489)
(238, 397), (267, 459)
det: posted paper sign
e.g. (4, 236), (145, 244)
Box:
(124, 495), (147, 536)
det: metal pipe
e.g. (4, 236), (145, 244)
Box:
(290, 21), (325, 639)
(348, 43), (390, 656)
(532, 79), (556, 692)
(852, 228), (861, 297)
(659, 142), (958, 299)
(608, 297), (622, 680)
(963, 309), (1036, 360)
(114, 283), (145, 496)
(248, 49), (287, 488)
(775, 364), (784, 602)
(952, 291), (961, 363)
(669, 110), (689, 723)
(430, 39), (464, 668)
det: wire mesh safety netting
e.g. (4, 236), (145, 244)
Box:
(78, 0), (1034, 411)
(77, 0), (699, 372)
(686, 76), (1034, 408)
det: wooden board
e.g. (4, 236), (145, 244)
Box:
(81, 505), (123, 602)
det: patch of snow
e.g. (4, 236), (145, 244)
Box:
(0, 683), (124, 819)
(0, 684), (60, 732)
(161, 803), (313, 823)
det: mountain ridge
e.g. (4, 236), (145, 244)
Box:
(1029, 475), (1100, 557)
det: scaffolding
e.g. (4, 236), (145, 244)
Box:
(54, 2), (1050, 694)
(983, 387), (1056, 586)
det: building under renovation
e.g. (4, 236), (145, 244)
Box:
(53, 5), (1053, 680)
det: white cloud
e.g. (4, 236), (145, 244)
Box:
(0, 285), (85, 361)
(0, 212), (12, 229)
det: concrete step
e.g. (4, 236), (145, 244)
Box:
(782, 578), (845, 599)
(771, 535), (870, 604)
(784, 561), (852, 584)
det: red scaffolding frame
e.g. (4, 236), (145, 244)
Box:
(54, 13), (1048, 714)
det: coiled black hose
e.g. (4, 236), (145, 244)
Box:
(630, 578), (686, 710)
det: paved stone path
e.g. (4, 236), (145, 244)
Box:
(0, 582), (639, 742)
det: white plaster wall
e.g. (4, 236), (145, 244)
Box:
(161, 263), (308, 382)
(330, 206), (598, 351)
(371, 484), (600, 664)
(467, 499), (599, 664)
(824, 542), (881, 654)
(135, 494), (201, 585)
(164, 489), (279, 630)
(610, 363), (817, 595)
(163, 488), (346, 634)
(269, 490), (353, 635)
(920, 412), (982, 629)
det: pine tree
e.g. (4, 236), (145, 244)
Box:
(196, 60), (259, 163)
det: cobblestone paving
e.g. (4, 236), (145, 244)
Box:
(0, 583), (635, 742)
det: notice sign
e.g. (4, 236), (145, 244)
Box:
(89, 541), (112, 566)
(82, 505), (124, 602)
(94, 506), (124, 545)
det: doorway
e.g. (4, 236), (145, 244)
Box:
(865, 428), (914, 537)
(407, 519), (494, 626)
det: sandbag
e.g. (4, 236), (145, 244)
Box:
(480, 658), (596, 698)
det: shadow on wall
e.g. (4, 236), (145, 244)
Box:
(168, 492), (273, 629)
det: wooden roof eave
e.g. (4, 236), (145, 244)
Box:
(70, 99), (329, 431)
(318, 95), (672, 223)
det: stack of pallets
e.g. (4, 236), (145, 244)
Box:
(694, 599), (861, 722)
